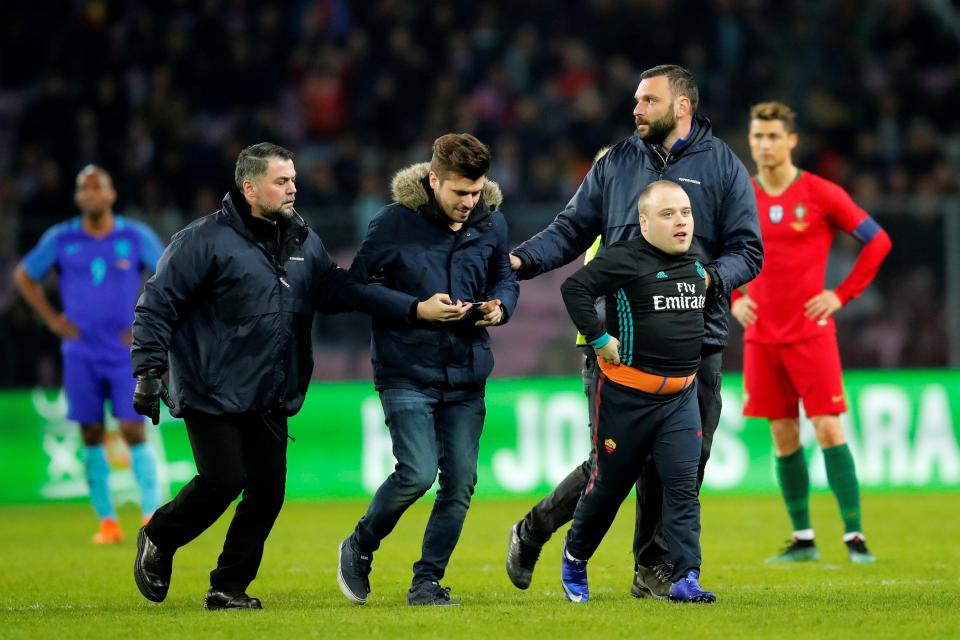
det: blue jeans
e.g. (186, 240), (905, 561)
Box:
(352, 388), (485, 585)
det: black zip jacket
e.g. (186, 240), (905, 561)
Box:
(131, 189), (417, 417)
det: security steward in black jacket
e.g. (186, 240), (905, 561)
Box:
(130, 143), (431, 610)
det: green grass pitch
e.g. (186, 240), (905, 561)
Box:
(1, 493), (957, 639)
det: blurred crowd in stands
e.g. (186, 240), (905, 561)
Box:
(1, 0), (957, 386)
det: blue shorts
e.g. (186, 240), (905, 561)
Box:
(63, 353), (141, 425)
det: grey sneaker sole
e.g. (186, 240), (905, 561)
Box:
(406, 598), (461, 607)
(336, 541), (367, 605)
(630, 581), (669, 600)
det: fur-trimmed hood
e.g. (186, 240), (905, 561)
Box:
(390, 162), (503, 212)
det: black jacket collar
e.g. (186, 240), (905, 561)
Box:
(221, 189), (309, 262)
(225, 188), (282, 241)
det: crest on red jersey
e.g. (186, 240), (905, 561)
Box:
(768, 204), (783, 224)
(790, 203), (809, 231)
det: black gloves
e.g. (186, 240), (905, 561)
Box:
(133, 369), (174, 425)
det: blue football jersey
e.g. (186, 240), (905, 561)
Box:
(22, 215), (165, 359)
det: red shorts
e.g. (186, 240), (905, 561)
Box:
(743, 334), (847, 419)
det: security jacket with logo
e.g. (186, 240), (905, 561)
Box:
(561, 235), (707, 378)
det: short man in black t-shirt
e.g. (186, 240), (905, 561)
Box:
(558, 180), (716, 604)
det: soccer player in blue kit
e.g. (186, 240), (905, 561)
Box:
(15, 165), (166, 544)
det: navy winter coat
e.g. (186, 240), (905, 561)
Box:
(513, 115), (762, 347)
(131, 190), (416, 417)
(349, 163), (520, 399)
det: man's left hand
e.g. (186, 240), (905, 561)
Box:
(803, 289), (842, 322)
(475, 299), (503, 326)
(133, 370), (175, 426)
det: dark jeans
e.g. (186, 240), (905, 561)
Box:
(520, 347), (723, 568)
(352, 388), (485, 585)
(145, 411), (287, 593)
(566, 377), (701, 581)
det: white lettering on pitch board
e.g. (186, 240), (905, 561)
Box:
(361, 397), (398, 494)
(858, 385), (913, 485)
(358, 382), (959, 495)
(491, 393), (590, 491)
(491, 394), (542, 492)
(912, 385), (960, 484)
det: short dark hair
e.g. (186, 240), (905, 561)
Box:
(235, 142), (295, 189)
(640, 64), (699, 114)
(430, 133), (491, 181)
(750, 101), (797, 133)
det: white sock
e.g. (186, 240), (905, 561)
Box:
(793, 529), (815, 541)
(564, 547), (584, 563)
(843, 531), (865, 542)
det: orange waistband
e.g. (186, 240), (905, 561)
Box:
(598, 359), (696, 395)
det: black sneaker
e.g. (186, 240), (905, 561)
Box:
(337, 537), (372, 604)
(134, 527), (174, 603)
(630, 562), (673, 600)
(506, 522), (542, 589)
(765, 537), (820, 563)
(406, 581), (460, 606)
(204, 588), (262, 610)
(845, 535), (876, 564)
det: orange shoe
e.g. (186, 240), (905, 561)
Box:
(92, 518), (124, 544)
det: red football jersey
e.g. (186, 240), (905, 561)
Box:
(746, 170), (869, 344)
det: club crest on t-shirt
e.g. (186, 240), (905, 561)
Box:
(769, 204), (783, 224)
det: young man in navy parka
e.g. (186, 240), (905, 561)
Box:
(337, 133), (519, 607)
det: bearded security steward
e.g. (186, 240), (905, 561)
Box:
(336, 133), (519, 607)
(129, 142), (452, 611)
(505, 64), (762, 598)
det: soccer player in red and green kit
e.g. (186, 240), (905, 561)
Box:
(732, 102), (891, 563)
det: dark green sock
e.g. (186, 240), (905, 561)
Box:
(823, 443), (862, 533)
(776, 448), (811, 531)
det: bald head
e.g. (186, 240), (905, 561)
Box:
(637, 180), (694, 255)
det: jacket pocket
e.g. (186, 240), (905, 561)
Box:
(372, 329), (446, 386)
(472, 342), (494, 381)
(446, 342), (493, 388)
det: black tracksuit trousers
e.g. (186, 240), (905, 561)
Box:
(565, 375), (702, 581)
(144, 411), (288, 593)
(520, 347), (722, 568)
